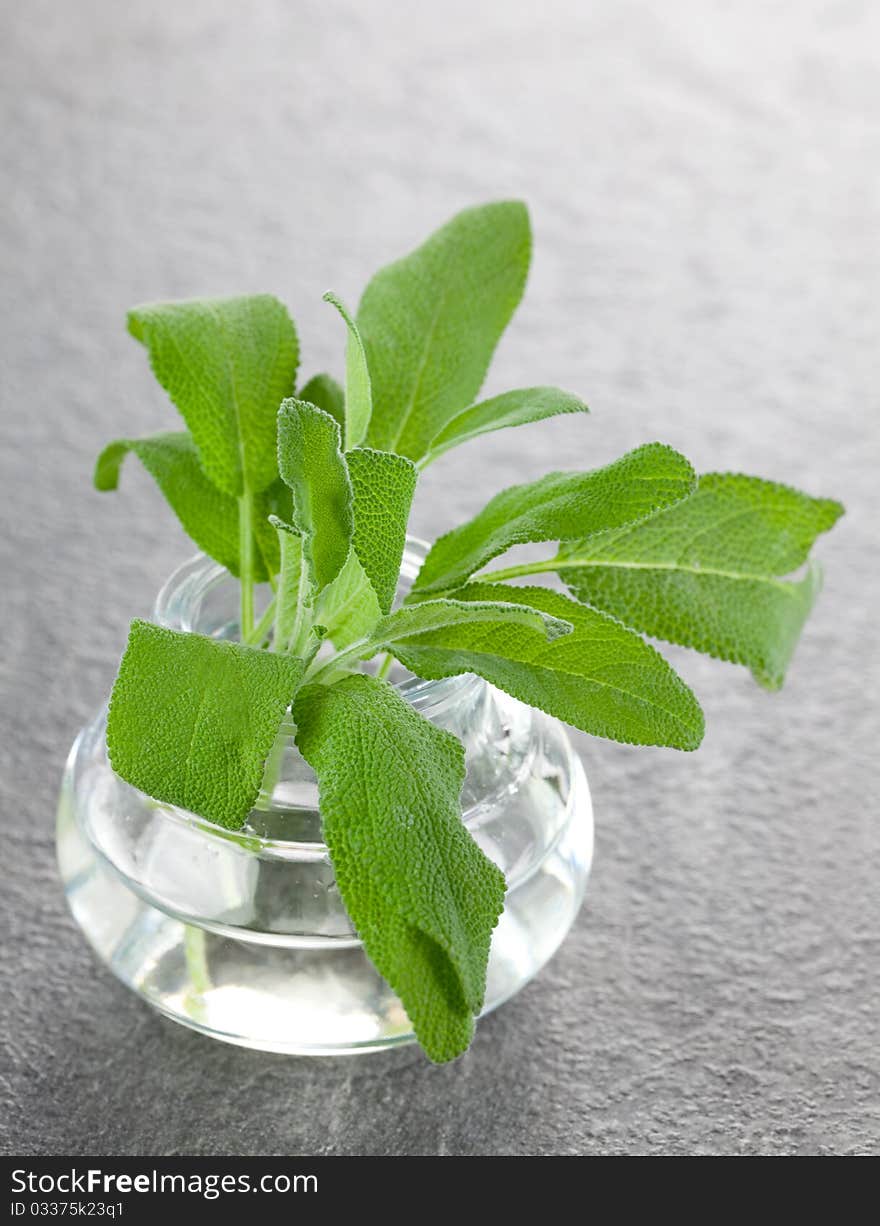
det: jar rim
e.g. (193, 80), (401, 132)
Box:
(140, 539), (488, 857)
(152, 538), (482, 714)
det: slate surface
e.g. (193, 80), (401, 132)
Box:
(1, 1), (877, 1156)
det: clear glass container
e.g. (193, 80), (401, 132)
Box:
(57, 542), (593, 1055)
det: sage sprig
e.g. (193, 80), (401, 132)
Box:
(96, 202), (843, 1062)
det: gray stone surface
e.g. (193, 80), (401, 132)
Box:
(1, 0), (877, 1156)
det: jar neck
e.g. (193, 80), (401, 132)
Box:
(151, 541), (486, 718)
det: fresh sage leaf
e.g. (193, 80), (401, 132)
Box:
(368, 595), (571, 653)
(128, 295), (299, 497)
(315, 551), (382, 649)
(323, 293), (372, 448)
(95, 432), (242, 576)
(311, 594), (570, 684)
(359, 201), (531, 461)
(389, 583), (705, 751)
(422, 386), (588, 464)
(277, 399), (353, 593)
(94, 432), (285, 583)
(346, 447), (418, 614)
(107, 620), (305, 829)
(556, 473), (844, 688)
(268, 515), (310, 652)
(413, 443), (697, 595)
(293, 673), (506, 1063)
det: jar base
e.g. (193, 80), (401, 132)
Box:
(57, 748), (593, 1057)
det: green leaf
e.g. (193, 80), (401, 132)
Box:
(298, 373), (345, 434)
(422, 386), (588, 464)
(315, 551), (382, 649)
(389, 583), (704, 751)
(359, 201), (532, 461)
(293, 674), (506, 1062)
(94, 432), (282, 583)
(277, 399), (353, 592)
(413, 443), (697, 595)
(268, 515), (309, 651)
(312, 593), (570, 680)
(556, 472), (845, 689)
(346, 447), (418, 613)
(317, 587), (571, 676)
(95, 432), (241, 573)
(368, 595), (572, 654)
(323, 293), (372, 448)
(128, 295), (299, 497)
(107, 620), (305, 829)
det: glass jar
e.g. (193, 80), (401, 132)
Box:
(57, 542), (593, 1055)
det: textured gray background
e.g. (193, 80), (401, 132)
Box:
(1, 0), (877, 1156)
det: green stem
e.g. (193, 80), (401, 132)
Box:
(238, 492), (255, 640)
(376, 652), (394, 681)
(305, 633), (372, 685)
(244, 596), (277, 646)
(183, 924), (211, 996)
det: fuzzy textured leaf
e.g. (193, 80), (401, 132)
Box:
(268, 516), (309, 651)
(557, 472), (844, 688)
(128, 295), (298, 497)
(323, 293), (372, 448)
(366, 596), (571, 656)
(107, 620), (304, 829)
(315, 552), (382, 649)
(414, 443), (697, 595)
(423, 386), (588, 463)
(94, 432), (285, 582)
(277, 399), (353, 592)
(293, 674), (506, 1062)
(95, 432), (242, 575)
(346, 447), (418, 613)
(390, 583), (705, 751)
(359, 201), (531, 461)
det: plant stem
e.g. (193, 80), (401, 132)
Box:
(305, 633), (371, 685)
(244, 596), (277, 646)
(238, 492), (255, 640)
(183, 924), (211, 996)
(376, 652), (394, 681)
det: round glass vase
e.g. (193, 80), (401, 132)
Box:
(57, 542), (594, 1056)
